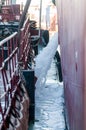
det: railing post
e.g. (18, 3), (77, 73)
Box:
(0, 56), (2, 67)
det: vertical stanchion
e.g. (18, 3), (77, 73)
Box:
(39, 0), (42, 38)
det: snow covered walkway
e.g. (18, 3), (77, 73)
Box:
(29, 32), (66, 130)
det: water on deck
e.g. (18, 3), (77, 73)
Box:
(28, 32), (66, 130)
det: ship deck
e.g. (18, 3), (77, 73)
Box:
(29, 58), (66, 130)
(28, 35), (66, 130)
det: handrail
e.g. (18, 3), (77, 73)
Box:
(0, 17), (31, 129)
(0, 47), (18, 70)
(0, 32), (17, 46)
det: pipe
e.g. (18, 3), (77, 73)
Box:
(39, 0), (42, 37)
(18, 0), (31, 31)
(17, 0), (31, 47)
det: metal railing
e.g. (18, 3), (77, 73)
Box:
(19, 18), (31, 69)
(0, 18), (31, 129)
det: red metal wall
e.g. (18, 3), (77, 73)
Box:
(56, 0), (86, 130)
(0, 5), (20, 22)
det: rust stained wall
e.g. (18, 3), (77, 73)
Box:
(56, 0), (86, 130)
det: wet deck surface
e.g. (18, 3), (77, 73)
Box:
(28, 58), (66, 130)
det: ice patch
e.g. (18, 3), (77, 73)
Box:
(35, 32), (58, 89)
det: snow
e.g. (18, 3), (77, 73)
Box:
(34, 32), (66, 130)
(35, 32), (58, 89)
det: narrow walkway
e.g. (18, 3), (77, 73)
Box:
(29, 59), (66, 130)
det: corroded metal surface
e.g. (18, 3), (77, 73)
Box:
(56, 0), (86, 130)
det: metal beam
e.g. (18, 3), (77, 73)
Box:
(18, 0), (31, 30)
(39, 0), (42, 37)
(17, 0), (31, 47)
